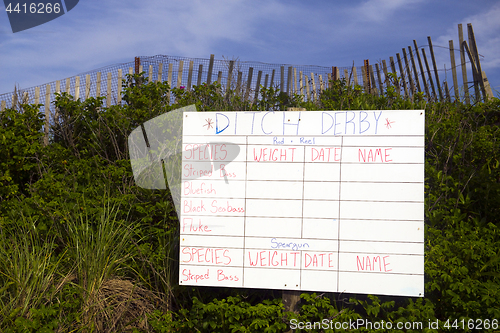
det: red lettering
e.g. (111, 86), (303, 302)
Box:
(184, 144), (193, 159)
(183, 200), (206, 213)
(356, 255), (390, 272)
(181, 247), (192, 263)
(210, 200), (244, 214)
(247, 251), (300, 267)
(311, 147), (339, 162)
(366, 256), (372, 270)
(253, 147), (296, 162)
(280, 252), (288, 266)
(328, 253), (335, 267)
(180, 247), (231, 265)
(334, 147), (341, 161)
(359, 149), (366, 162)
(280, 148), (287, 160)
(384, 148), (392, 162)
(219, 145), (228, 160)
(217, 269), (240, 282)
(271, 251), (279, 266)
(224, 250), (231, 265)
(181, 218), (212, 233)
(358, 148), (393, 163)
(248, 252), (258, 266)
(305, 253), (311, 267)
(253, 148), (263, 162)
(356, 255), (364, 270)
(182, 269), (209, 283)
(383, 256), (392, 272)
(259, 251), (267, 267)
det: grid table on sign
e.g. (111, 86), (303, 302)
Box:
(179, 110), (424, 297)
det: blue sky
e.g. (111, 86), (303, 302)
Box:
(1, 0), (499, 97)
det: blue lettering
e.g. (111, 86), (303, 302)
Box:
(234, 112), (237, 134)
(261, 111), (274, 135)
(345, 111), (356, 134)
(271, 238), (278, 249)
(215, 113), (229, 134)
(322, 112), (334, 134)
(334, 112), (342, 135)
(359, 111), (370, 134)
(270, 238), (310, 251)
(273, 137), (284, 144)
(373, 111), (383, 134)
(283, 112), (301, 135)
(244, 111), (259, 134)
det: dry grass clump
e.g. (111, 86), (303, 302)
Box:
(81, 277), (165, 333)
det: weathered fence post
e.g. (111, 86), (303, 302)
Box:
(117, 69), (122, 104)
(280, 66), (285, 93)
(236, 71), (242, 96)
(74, 76), (80, 101)
(352, 67), (358, 86)
(369, 65), (378, 96)
(363, 60), (370, 94)
(177, 61), (184, 89)
(187, 61), (193, 90)
(467, 23), (487, 101)
(55, 80), (60, 121)
(287, 66), (293, 96)
(106, 72), (111, 107)
(158, 63), (163, 83)
(421, 49), (436, 99)
(408, 46), (421, 93)
(227, 60), (234, 93)
(299, 71), (303, 101)
(134, 57), (140, 74)
(167, 63), (173, 100)
(427, 36), (443, 101)
(197, 64), (203, 87)
(402, 49), (414, 96)
(310, 73), (317, 101)
(382, 60), (389, 88)
(413, 41), (429, 97)
(244, 67), (253, 101)
(293, 68), (297, 94)
(396, 53), (408, 97)
(85, 74), (91, 100)
(44, 84), (50, 146)
(254, 70), (262, 101)
(449, 40), (460, 101)
(458, 24), (470, 104)
(207, 54), (214, 85)
(375, 63), (383, 93)
(305, 74), (310, 101)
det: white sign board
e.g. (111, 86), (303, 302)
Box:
(179, 110), (424, 297)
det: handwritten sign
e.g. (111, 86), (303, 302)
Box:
(179, 110), (424, 297)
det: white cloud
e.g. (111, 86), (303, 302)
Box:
(434, 3), (500, 72)
(354, 0), (425, 23)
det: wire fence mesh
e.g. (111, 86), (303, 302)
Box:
(0, 41), (492, 121)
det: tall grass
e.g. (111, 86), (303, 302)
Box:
(0, 217), (63, 326)
(65, 199), (137, 330)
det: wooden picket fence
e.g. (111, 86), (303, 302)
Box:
(0, 23), (494, 146)
(365, 23), (494, 103)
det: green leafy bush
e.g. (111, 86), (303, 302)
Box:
(0, 74), (499, 332)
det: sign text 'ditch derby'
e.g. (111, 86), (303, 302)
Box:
(127, 107), (424, 297)
(179, 109), (425, 297)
